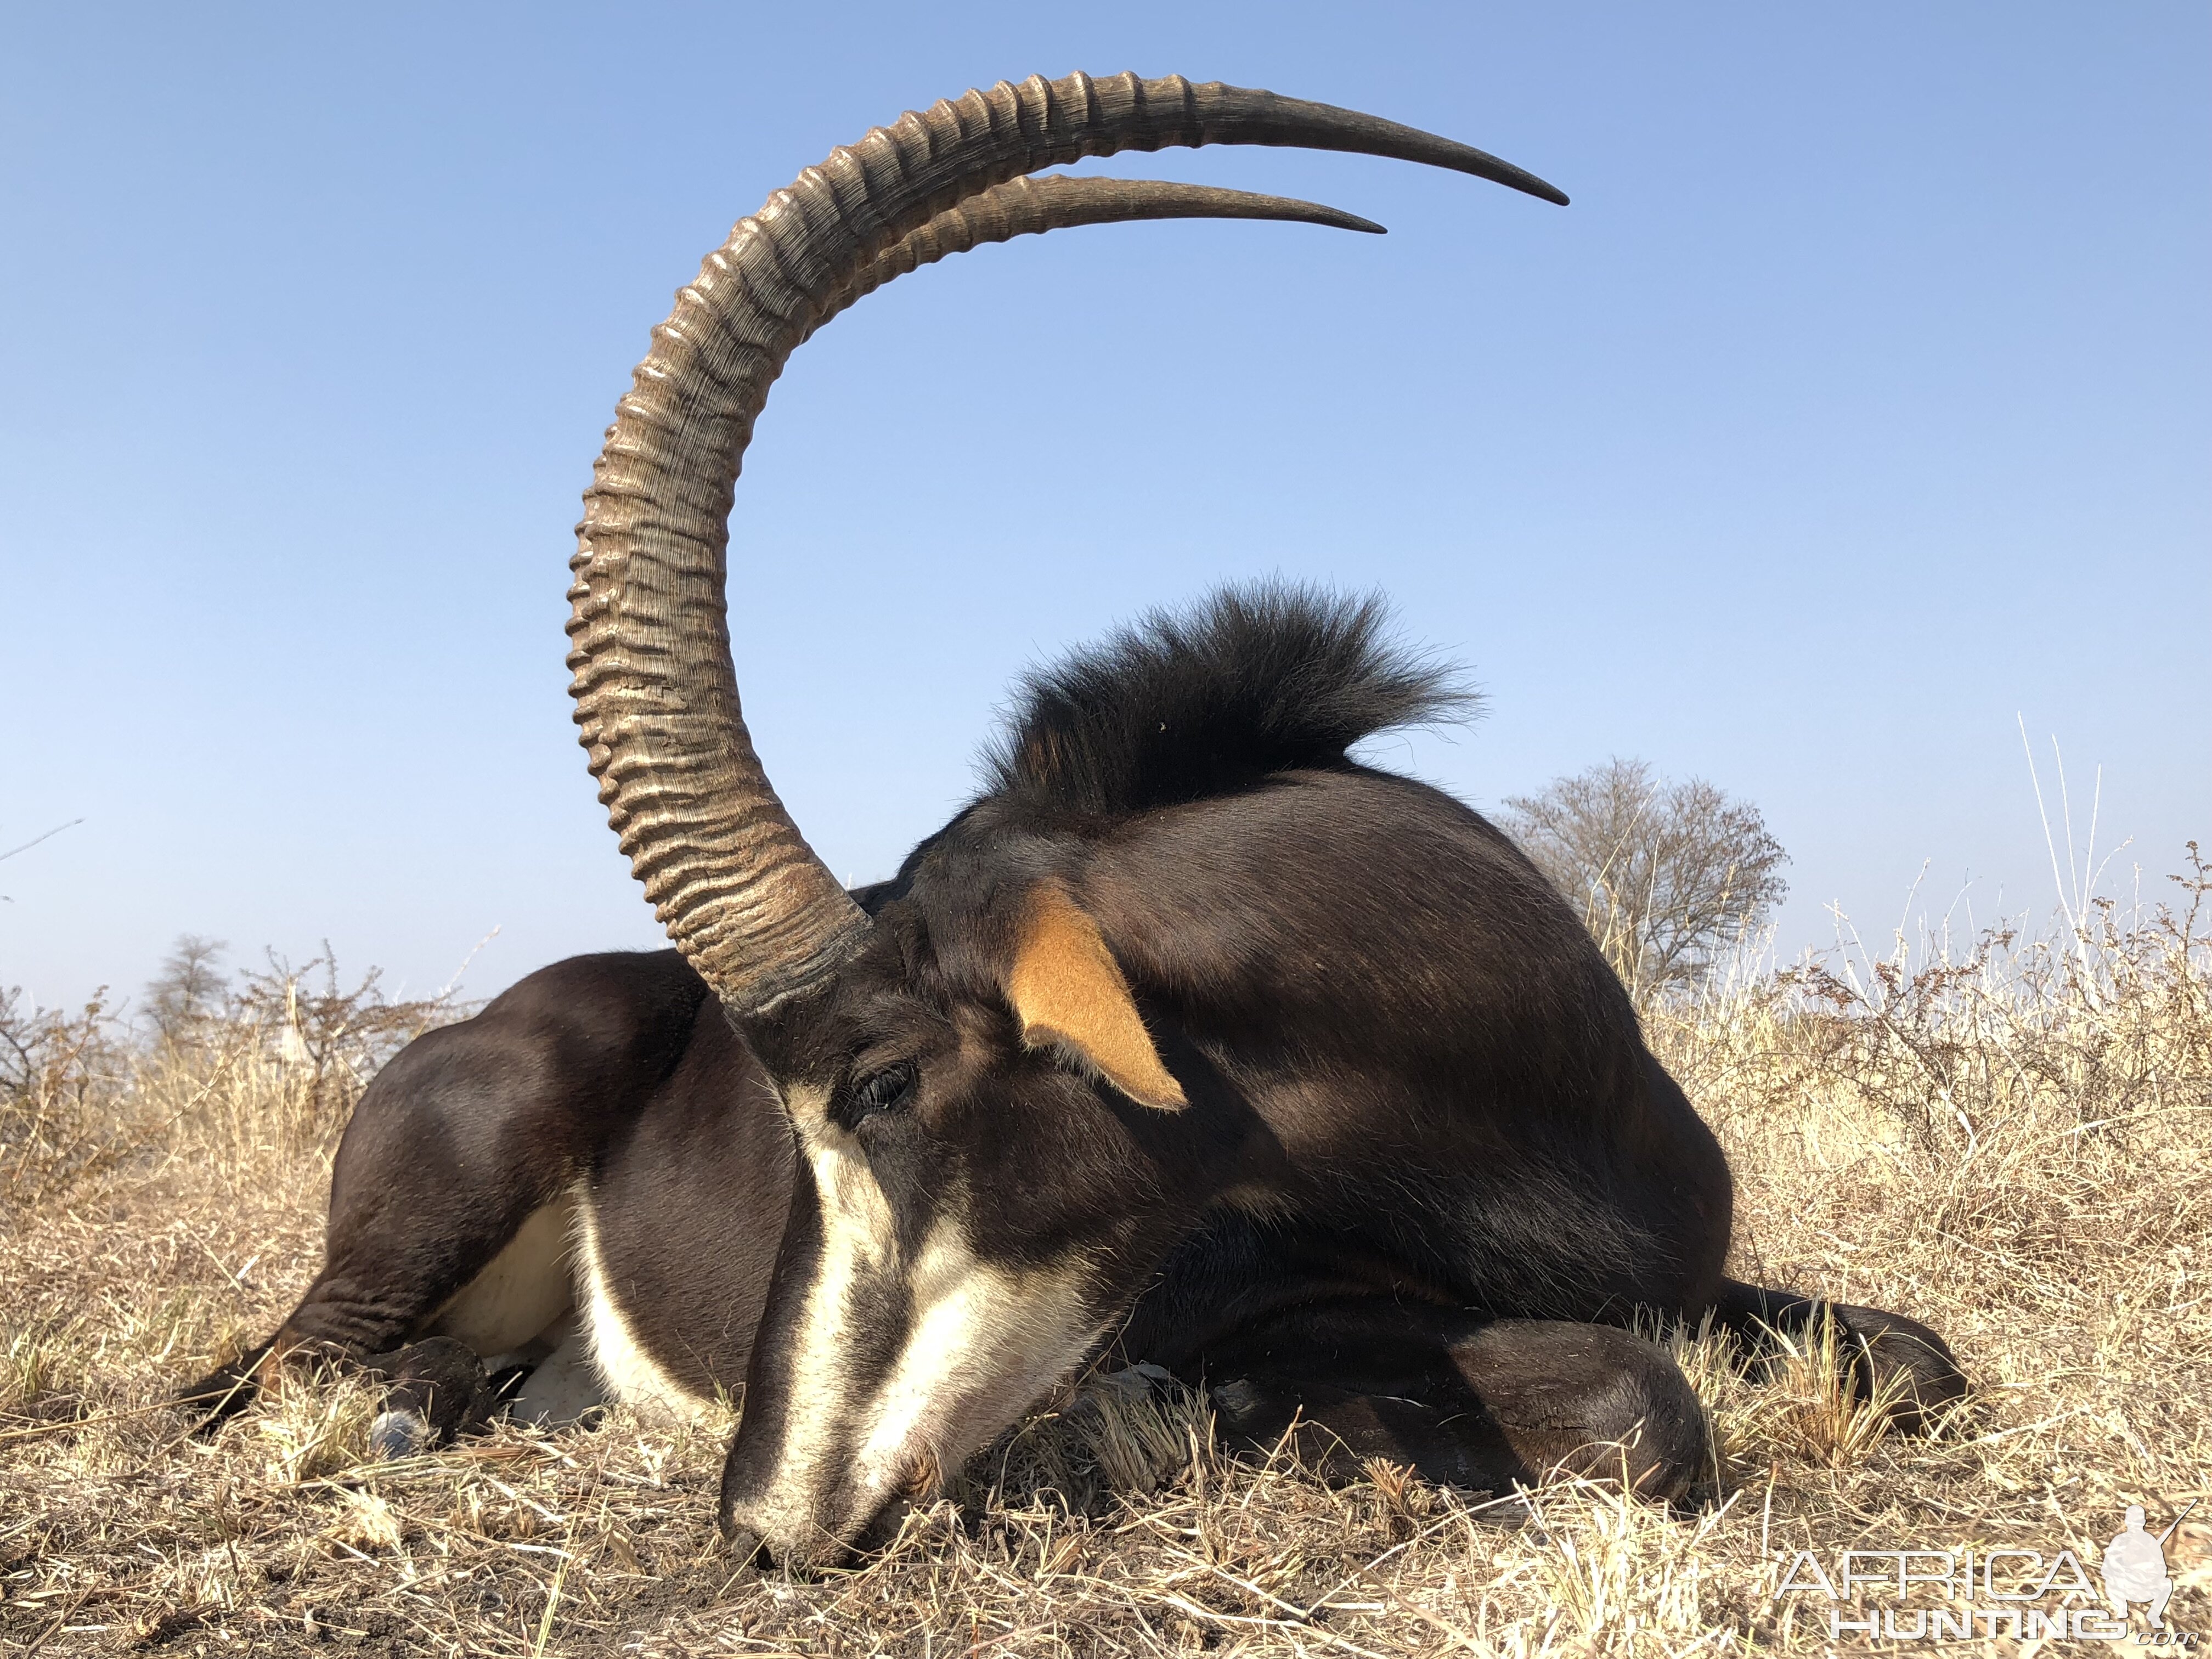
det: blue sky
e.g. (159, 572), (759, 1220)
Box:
(4, 3), (2205, 1011)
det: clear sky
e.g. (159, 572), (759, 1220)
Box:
(4, 3), (2206, 1012)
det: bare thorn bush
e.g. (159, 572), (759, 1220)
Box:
(2, 940), (463, 1205)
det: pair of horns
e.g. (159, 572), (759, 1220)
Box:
(566, 71), (1565, 1014)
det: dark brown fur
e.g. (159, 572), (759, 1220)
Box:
(189, 588), (1966, 1562)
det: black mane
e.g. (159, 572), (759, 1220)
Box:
(983, 584), (1476, 817)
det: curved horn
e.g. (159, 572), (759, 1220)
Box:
(566, 72), (1566, 1014)
(811, 174), (1384, 336)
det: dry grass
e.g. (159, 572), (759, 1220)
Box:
(4, 855), (2209, 1655)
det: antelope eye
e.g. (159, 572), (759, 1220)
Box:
(848, 1060), (918, 1121)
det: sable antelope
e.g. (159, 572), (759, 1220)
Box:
(183, 73), (1967, 1569)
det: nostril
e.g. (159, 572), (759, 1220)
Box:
(720, 1525), (766, 1570)
(854, 1496), (916, 1555)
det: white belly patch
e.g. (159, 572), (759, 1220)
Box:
(421, 1194), (577, 1356)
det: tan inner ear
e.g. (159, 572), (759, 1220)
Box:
(1006, 883), (1187, 1111)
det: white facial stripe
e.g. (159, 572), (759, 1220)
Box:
(850, 1227), (1094, 1496)
(742, 1102), (1098, 1550)
(738, 1120), (900, 1542)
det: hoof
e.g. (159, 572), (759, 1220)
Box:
(363, 1337), (497, 1449)
(170, 1342), (276, 1430)
(1829, 1304), (1970, 1433)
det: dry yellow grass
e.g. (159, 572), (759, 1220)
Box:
(3, 857), (2208, 1655)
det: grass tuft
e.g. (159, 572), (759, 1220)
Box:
(3, 850), (2207, 1652)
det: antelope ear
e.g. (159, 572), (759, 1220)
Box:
(1005, 882), (1187, 1111)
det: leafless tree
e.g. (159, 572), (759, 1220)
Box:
(1502, 758), (1787, 998)
(145, 934), (229, 1042)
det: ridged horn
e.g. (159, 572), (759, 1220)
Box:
(811, 174), (1384, 337)
(566, 72), (1565, 1014)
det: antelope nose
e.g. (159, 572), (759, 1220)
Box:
(720, 1524), (767, 1571)
(855, 1495), (916, 1554)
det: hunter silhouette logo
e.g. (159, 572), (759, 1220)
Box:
(2104, 1502), (2193, 1630)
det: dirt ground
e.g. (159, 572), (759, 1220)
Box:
(4, 862), (2208, 1655)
